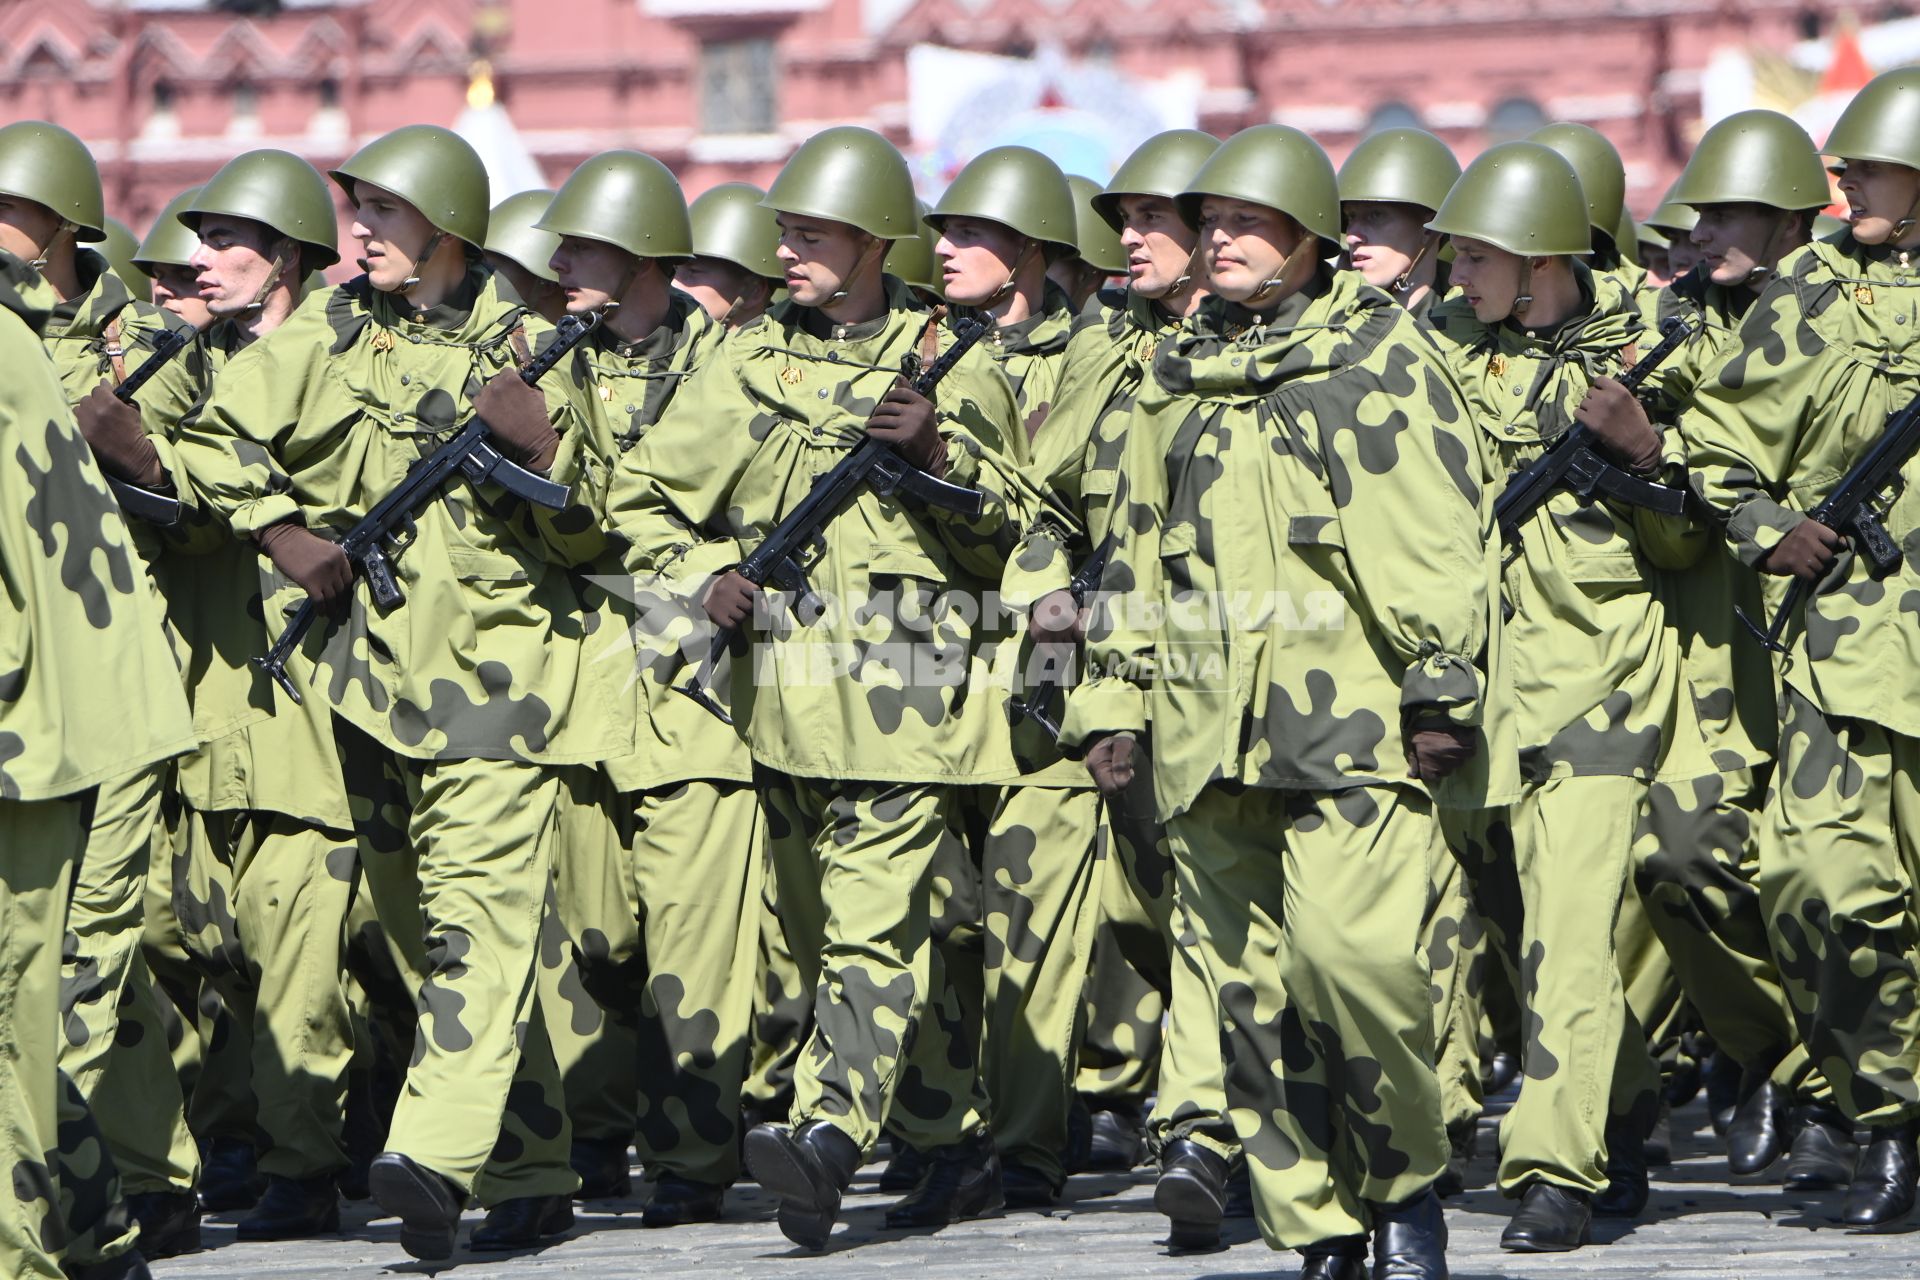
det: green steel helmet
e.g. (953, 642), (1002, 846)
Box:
(1671, 110), (1829, 212)
(1337, 128), (1461, 215)
(1064, 174), (1125, 274)
(928, 146), (1077, 253)
(1826, 68), (1920, 169)
(1529, 122), (1626, 243)
(1645, 182), (1699, 241)
(133, 186), (204, 271)
(485, 190), (561, 283)
(884, 202), (940, 294)
(1093, 129), (1220, 230)
(100, 218), (148, 293)
(763, 127), (916, 240)
(1177, 124), (1341, 244)
(182, 148), (341, 270)
(0, 120), (105, 241)
(538, 150), (691, 260)
(329, 125), (489, 247)
(1427, 142), (1592, 257)
(1613, 205), (1641, 266)
(688, 182), (782, 280)
(1634, 221), (1666, 254)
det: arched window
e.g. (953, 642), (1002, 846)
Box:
(1366, 101), (1424, 135)
(1485, 96), (1547, 142)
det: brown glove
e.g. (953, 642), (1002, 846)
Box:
(702, 570), (761, 629)
(255, 521), (352, 616)
(74, 383), (166, 488)
(1760, 518), (1844, 581)
(1028, 587), (1085, 645)
(866, 379), (947, 477)
(473, 368), (559, 472)
(1574, 376), (1663, 475)
(1086, 732), (1138, 797)
(1405, 721), (1477, 783)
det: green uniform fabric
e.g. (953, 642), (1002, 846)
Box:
(1061, 269), (1490, 1246)
(1427, 264), (1710, 1194)
(0, 259), (194, 1274)
(609, 279), (1028, 1153)
(1683, 234), (1920, 1124)
(744, 836), (812, 1120)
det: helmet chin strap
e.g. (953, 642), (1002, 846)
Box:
(399, 230), (446, 296)
(1393, 233), (1441, 294)
(1511, 256), (1536, 322)
(1169, 242), (1203, 295)
(1243, 235), (1313, 310)
(242, 239), (296, 315)
(28, 218), (74, 271)
(824, 234), (883, 306)
(983, 239), (1041, 311)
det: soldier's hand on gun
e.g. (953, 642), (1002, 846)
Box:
(256, 520), (353, 617)
(866, 378), (948, 477)
(1575, 376), (1663, 475)
(703, 570), (762, 630)
(1029, 588), (1086, 645)
(1405, 720), (1477, 783)
(74, 382), (166, 488)
(1086, 732), (1138, 796)
(473, 367), (560, 472)
(1760, 518), (1844, 581)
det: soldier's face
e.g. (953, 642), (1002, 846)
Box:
(548, 234), (640, 315)
(349, 181), (440, 291)
(1446, 236), (1528, 322)
(1116, 195), (1197, 299)
(1689, 202), (1791, 287)
(1837, 159), (1920, 246)
(1197, 196), (1303, 303)
(147, 264), (214, 331)
(1666, 236), (1701, 278)
(774, 214), (874, 307)
(675, 255), (760, 323)
(188, 213), (285, 318)
(0, 195), (63, 265)
(933, 216), (1026, 307)
(1639, 242), (1672, 288)
(1342, 201), (1428, 289)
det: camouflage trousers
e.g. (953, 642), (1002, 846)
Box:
(890, 783), (1106, 1186)
(1447, 773), (1646, 1196)
(1424, 843), (1488, 1135)
(338, 721), (576, 1204)
(1, 791), (139, 1278)
(1074, 860), (1163, 1111)
(1171, 783), (1445, 1249)
(172, 803), (362, 1180)
(1609, 885), (1677, 1137)
(59, 765), (198, 1198)
(758, 770), (948, 1155)
(743, 836), (812, 1120)
(1763, 688), (1920, 1125)
(542, 772), (766, 1186)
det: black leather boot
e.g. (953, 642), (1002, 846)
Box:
(642, 1173), (727, 1227)
(569, 1136), (633, 1200)
(1843, 1120), (1919, 1230)
(1783, 1102), (1857, 1190)
(1435, 1120), (1477, 1198)
(1727, 1079), (1788, 1176)
(62, 1250), (152, 1280)
(125, 1191), (199, 1260)
(1300, 1236), (1368, 1279)
(744, 1120), (862, 1251)
(236, 1174), (341, 1241)
(1154, 1137), (1230, 1250)
(1001, 1160), (1059, 1210)
(1086, 1104), (1146, 1171)
(1594, 1118), (1649, 1219)
(1499, 1182), (1591, 1253)
(1482, 1050), (1521, 1096)
(368, 1151), (464, 1261)
(470, 1194), (574, 1251)
(885, 1130), (1004, 1228)
(196, 1137), (262, 1212)
(1370, 1188), (1448, 1279)
(1225, 1159), (1254, 1218)
(878, 1140), (925, 1193)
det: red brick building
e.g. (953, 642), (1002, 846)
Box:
(0, 0), (1886, 270)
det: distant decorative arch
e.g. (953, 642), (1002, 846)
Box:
(1365, 101), (1423, 135)
(1486, 96), (1547, 142)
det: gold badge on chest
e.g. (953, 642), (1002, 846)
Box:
(778, 365), (804, 386)
(1488, 353), (1508, 380)
(371, 329), (395, 354)
(1857, 285), (1876, 306)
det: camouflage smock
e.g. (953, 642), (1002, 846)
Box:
(173, 264), (631, 766)
(576, 290), (743, 793)
(170, 319), (351, 827)
(1427, 265), (1712, 784)
(1057, 268), (1495, 821)
(606, 278), (1030, 784)
(1683, 234), (1920, 737)
(0, 256), (194, 801)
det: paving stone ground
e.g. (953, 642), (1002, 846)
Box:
(152, 1092), (1920, 1278)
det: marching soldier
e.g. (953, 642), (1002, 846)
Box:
(482, 190), (566, 324)
(132, 188), (213, 331)
(676, 181), (783, 330)
(1338, 127), (1459, 317)
(174, 124), (621, 1262)
(607, 125), (1030, 1252)
(1049, 175), (1125, 311)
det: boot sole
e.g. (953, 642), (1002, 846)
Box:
(1154, 1171), (1225, 1230)
(883, 1181), (1006, 1229)
(1500, 1232), (1590, 1253)
(235, 1209), (341, 1242)
(369, 1160), (460, 1261)
(136, 1223), (201, 1261)
(745, 1129), (839, 1216)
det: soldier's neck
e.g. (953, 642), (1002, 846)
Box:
(1154, 282), (1208, 320)
(988, 272), (1048, 327)
(605, 279), (671, 345)
(1513, 266), (1582, 334)
(237, 286), (299, 346)
(817, 276), (888, 326)
(399, 248), (469, 315)
(38, 250), (79, 304)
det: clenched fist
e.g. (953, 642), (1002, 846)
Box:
(1086, 732), (1139, 796)
(74, 383), (165, 487)
(1575, 376), (1662, 475)
(1760, 518), (1844, 581)
(256, 521), (353, 616)
(474, 368), (559, 471)
(866, 379), (947, 476)
(703, 570), (762, 630)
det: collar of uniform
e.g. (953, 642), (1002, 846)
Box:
(596, 290), (698, 364)
(1216, 265), (1332, 335)
(373, 259), (487, 331)
(978, 281), (1075, 358)
(1501, 259), (1601, 347)
(0, 248), (53, 335)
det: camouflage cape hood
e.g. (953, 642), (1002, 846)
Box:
(1683, 233), (1920, 738)
(0, 253), (194, 800)
(1061, 268), (1506, 818)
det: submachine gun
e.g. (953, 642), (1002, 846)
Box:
(105, 325), (195, 524)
